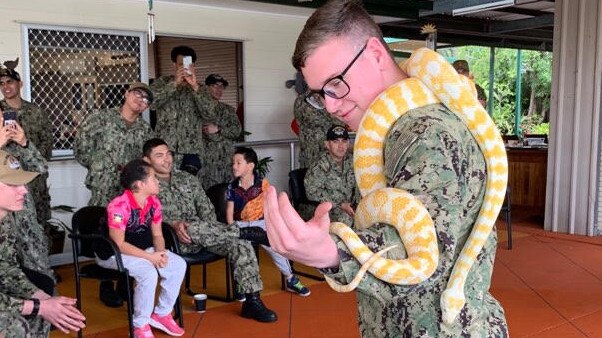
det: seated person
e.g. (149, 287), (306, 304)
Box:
(98, 159), (186, 337)
(142, 138), (277, 323)
(226, 147), (310, 297)
(0, 150), (85, 336)
(305, 125), (358, 226)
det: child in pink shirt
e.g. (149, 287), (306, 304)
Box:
(97, 159), (185, 338)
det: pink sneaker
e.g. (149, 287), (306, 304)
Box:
(133, 324), (155, 338)
(149, 313), (185, 336)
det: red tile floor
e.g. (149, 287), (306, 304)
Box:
(51, 210), (602, 337)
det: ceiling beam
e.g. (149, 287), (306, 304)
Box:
(488, 13), (554, 33)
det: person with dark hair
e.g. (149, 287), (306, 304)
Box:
(98, 158), (186, 338)
(200, 74), (242, 190)
(0, 60), (53, 226)
(142, 138), (278, 323)
(0, 150), (86, 337)
(304, 125), (358, 225)
(74, 82), (155, 307)
(150, 45), (217, 175)
(265, 0), (508, 337)
(227, 147), (310, 297)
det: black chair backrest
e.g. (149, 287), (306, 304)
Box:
(71, 206), (107, 258)
(288, 168), (316, 208)
(206, 183), (229, 223)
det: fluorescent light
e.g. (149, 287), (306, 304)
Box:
(452, 0), (515, 16)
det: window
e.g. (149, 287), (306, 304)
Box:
(23, 25), (148, 158)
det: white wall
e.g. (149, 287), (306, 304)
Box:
(0, 0), (310, 262)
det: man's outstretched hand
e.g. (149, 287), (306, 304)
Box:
(264, 186), (340, 269)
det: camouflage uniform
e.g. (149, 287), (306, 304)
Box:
(293, 96), (343, 168)
(150, 76), (217, 162)
(0, 100), (52, 224)
(200, 101), (242, 190)
(74, 107), (155, 207)
(158, 170), (263, 294)
(323, 103), (508, 337)
(304, 153), (358, 226)
(1, 142), (51, 275)
(0, 214), (46, 337)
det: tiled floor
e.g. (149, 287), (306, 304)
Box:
(51, 212), (602, 337)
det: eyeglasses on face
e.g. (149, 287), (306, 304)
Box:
(305, 43), (367, 110)
(130, 89), (151, 104)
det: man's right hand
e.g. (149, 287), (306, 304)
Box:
(39, 296), (86, 334)
(264, 186), (340, 269)
(171, 220), (192, 244)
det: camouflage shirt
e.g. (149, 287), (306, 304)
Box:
(293, 96), (343, 168)
(305, 152), (358, 225)
(0, 99), (52, 223)
(157, 171), (238, 254)
(0, 213), (38, 316)
(150, 76), (217, 156)
(0, 142), (51, 275)
(200, 101), (242, 189)
(324, 103), (508, 337)
(74, 107), (155, 206)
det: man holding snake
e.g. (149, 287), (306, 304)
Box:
(265, 0), (508, 337)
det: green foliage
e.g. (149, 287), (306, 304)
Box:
(256, 156), (274, 178)
(439, 46), (552, 136)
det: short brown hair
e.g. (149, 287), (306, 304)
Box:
(292, 0), (389, 70)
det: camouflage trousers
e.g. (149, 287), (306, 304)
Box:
(180, 222), (263, 294)
(330, 208), (354, 227)
(27, 173), (51, 224)
(0, 313), (30, 338)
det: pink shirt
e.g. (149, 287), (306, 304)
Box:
(107, 190), (162, 231)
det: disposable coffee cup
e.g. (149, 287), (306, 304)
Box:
(194, 294), (207, 312)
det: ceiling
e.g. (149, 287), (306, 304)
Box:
(240, 0), (556, 51)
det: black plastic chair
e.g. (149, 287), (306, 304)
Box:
(69, 206), (183, 338)
(288, 169), (325, 282)
(162, 223), (233, 302)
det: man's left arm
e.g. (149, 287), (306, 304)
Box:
(217, 104), (242, 140)
(193, 87), (218, 121)
(5, 140), (47, 175)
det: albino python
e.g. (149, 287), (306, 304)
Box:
(324, 48), (508, 325)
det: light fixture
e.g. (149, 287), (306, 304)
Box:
(452, 0), (515, 16)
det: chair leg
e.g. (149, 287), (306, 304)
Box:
(124, 271), (134, 338)
(185, 265), (195, 296)
(225, 260), (232, 302)
(72, 250), (83, 338)
(507, 208), (512, 250)
(174, 295), (184, 327)
(202, 263), (207, 289)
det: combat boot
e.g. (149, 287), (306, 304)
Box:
(241, 292), (277, 322)
(239, 227), (270, 247)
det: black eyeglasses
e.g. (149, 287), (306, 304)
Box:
(305, 43), (367, 110)
(130, 90), (151, 104)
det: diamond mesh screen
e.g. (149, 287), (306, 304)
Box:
(27, 28), (143, 156)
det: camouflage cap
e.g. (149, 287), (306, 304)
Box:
(205, 74), (229, 87)
(452, 59), (470, 73)
(0, 68), (21, 82)
(128, 82), (153, 103)
(326, 125), (349, 141)
(0, 150), (38, 185)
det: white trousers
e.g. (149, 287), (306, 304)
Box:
(236, 220), (292, 277)
(97, 248), (186, 328)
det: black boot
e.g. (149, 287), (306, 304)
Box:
(241, 292), (277, 322)
(99, 280), (123, 308)
(239, 227), (270, 247)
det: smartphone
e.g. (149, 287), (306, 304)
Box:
(3, 111), (16, 126)
(183, 56), (192, 75)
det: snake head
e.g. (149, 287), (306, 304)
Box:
(440, 288), (466, 325)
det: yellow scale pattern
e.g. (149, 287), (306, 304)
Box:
(324, 48), (508, 325)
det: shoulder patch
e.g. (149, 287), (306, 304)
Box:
(113, 213), (123, 224)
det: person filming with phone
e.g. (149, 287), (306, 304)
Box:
(0, 61), (53, 227)
(150, 46), (217, 177)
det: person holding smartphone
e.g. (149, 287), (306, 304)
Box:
(150, 46), (217, 176)
(0, 65), (53, 226)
